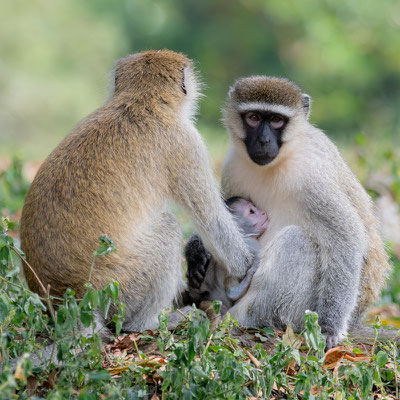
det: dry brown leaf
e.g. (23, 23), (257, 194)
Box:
(14, 362), (25, 380)
(108, 366), (130, 376)
(323, 346), (371, 369)
(112, 333), (141, 351)
(26, 376), (39, 396)
(324, 346), (348, 365)
(343, 354), (371, 363)
(286, 358), (297, 376)
(282, 325), (302, 349)
(243, 348), (261, 368)
(310, 385), (322, 395)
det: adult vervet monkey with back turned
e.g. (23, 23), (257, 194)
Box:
(221, 76), (391, 349)
(20, 50), (255, 335)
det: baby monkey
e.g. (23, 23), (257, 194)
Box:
(185, 197), (268, 310)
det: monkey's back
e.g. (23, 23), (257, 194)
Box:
(20, 106), (170, 297)
(307, 129), (391, 316)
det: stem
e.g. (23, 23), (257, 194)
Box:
(133, 338), (142, 360)
(45, 341), (57, 371)
(10, 246), (47, 296)
(88, 256), (96, 283)
(0, 275), (64, 302)
(10, 245), (56, 323)
(202, 333), (213, 356)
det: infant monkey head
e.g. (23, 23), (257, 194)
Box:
(226, 197), (269, 238)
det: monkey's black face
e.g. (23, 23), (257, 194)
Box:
(241, 111), (288, 165)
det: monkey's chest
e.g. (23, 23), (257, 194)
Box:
(259, 199), (303, 246)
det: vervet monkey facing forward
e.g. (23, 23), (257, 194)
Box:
(20, 50), (256, 334)
(220, 76), (391, 349)
(185, 197), (269, 310)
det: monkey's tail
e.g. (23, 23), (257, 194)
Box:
(348, 325), (400, 343)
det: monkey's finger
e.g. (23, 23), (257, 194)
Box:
(188, 274), (202, 289)
(193, 270), (205, 284)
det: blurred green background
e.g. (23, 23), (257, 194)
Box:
(1, 0), (399, 161)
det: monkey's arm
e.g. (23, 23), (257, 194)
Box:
(170, 128), (254, 280)
(226, 255), (259, 301)
(303, 180), (367, 349)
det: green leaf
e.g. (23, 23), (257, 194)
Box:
(94, 234), (116, 257)
(80, 309), (94, 328)
(375, 351), (388, 367)
(89, 290), (100, 308)
(29, 293), (46, 311)
(99, 291), (112, 318)
(88, 370), (111, 381)
(291, 349), (301, 365)
(211, 300), (221, 314)
(5, 265), (20, 278)
(107, 281), (119, 301)
(0, 294), (10, 322)
(0, 233), (13, 249)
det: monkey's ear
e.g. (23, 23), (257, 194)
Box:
(301, 94), (311, 119)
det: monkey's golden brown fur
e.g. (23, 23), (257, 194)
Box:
(20, 50), (254, 332)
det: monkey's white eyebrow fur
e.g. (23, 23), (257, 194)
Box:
(236, 102), (296, 117)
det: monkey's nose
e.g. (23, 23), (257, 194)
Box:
(258, 137), (270, 146)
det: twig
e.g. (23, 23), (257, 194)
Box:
(10, 246), (47, 296)
(176, 308), (189, 320)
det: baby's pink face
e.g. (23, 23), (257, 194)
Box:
(235, 199), (269, 236)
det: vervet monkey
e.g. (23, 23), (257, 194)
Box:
(185, 197), (268, 310)
(220, 76), (392, 349)
(20, 50), (256, 335)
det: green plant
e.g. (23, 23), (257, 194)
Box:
(0, 158), (30, 216)
(0, 218), (125, 398)
(0, 158), (399, 399)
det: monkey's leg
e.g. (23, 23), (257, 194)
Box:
(111, 212), (185, 332)
(229, 225), (318, 332)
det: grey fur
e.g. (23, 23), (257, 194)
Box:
(221, 76), (391, 349)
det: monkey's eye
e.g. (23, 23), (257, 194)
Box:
(245, 112), (261, 128)
(270, 115), (284, 129)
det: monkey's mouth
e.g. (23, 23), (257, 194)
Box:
(248, 146), (279, 165)
(249, 152), (278, 166)
(256, 216), (269, 236)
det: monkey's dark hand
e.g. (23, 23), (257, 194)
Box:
(185, 234), (212, 290)
(324, 334), (341, 351)
(321, 327), (344, 350)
